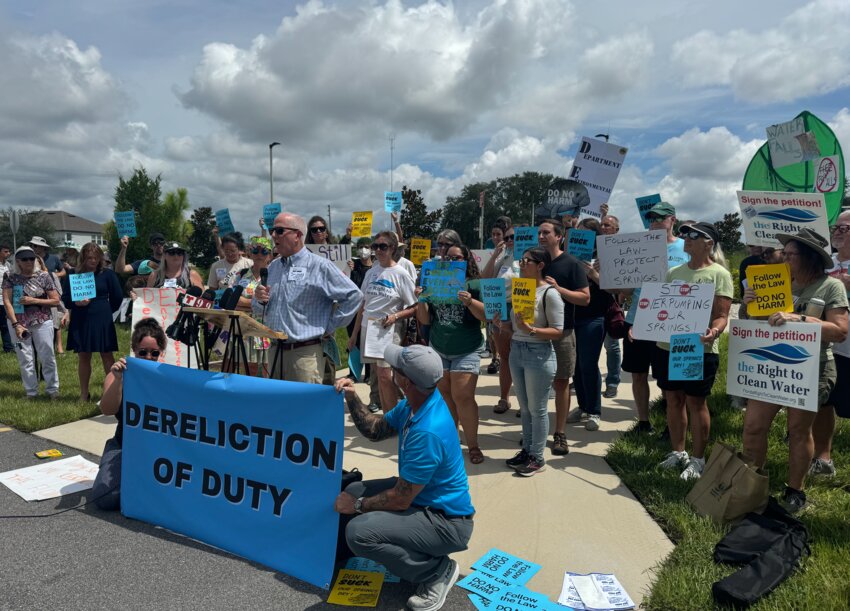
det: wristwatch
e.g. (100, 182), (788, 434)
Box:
(354, 497), (365, 514)
(529, 327), (537, 336)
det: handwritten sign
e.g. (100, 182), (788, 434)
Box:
(480, 279), (508, 320)
(384, 191), (402, 213)
(727, 319), (821, 412)
(814, 156), (840, 193)
(263, 203), (282, 229)
(131, 287), (198, 368)
(69, 272), (96, 301)
(631, 282), (715, 342)
(114, 211), (137, 238)
(306, 244), (352, 277)
(567, 228), (595, 261)
(746, 263), (793, 317)
(737, 190), (829, 248)
(513, 227), (538, 261)
(766, 116), (819, 169)
(596, 230), (667, 289)
(420, 260), (466, 304)
(511, 278), (536, 324)
(669, 334), (704, 381)
(12, 285), (24, 314)
(214, 208), (235, 235)
(0, 455), (99, 502)
(635, 194), (662, 229)
(327, 569), (384, 607)
(409, 238), (431, 266)
(351, 211), (373, 239)
(568, 136), (628, 217)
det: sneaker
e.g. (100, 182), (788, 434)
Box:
(808, 458), (836, 477)
(585, 415), (600, 431)
(506, 449), (531, 469)
(480, 349), (492, 360)
(551, 432), (569, 456)
(659, 450), (689, 470)
(781, 486), (808, 514)
(407, 559), (459, 611)
(366, 403), (381, 414)
(486, 359), (500, 375)
(680, 457), (705, 481)
(603, 385), (618, 398)
(635, 420), (655, 434)
(566, 408), (585, 423)
(516, 457), (546, 477)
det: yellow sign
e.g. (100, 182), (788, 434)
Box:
(511, 277), (537, 324)
(34, 449), (63, 459)
(351, 211), (374, 239)
(410, 238), (431, 266)
(327, 569), (384, 607)
(746, 263), (793, 317)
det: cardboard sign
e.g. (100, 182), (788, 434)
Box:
(480, 279), (508, 320)
(0, 455), (98, 501)
(420, 260), (466, 304)
(409, 238), (431, 266)
(727, 319), (821, 412)
(669, 333), (704, 381)
(746, 263), (793, 317)
(814, 156), (840, 193)
(12, 285), (24, 314)
(738, 190), (829, 248)
(131, 287), (198, 368)
(567, 228), (595, 261)
(114, 211), (137, 238)
(263, 203), (282, 229)
(635, 194), (662, 229)
(306, 244), (352, 277)
(69, 272), (96, 301)
(631, 282), (715, 342)
(766, 117), (820, 169)
(351, 211), (373, 238)
(122, 359), (343, 590)
(383, 191), (402, 213)
(596, 230), (668, 289)
(568, 137), (628, 217)
(214, 208), (235, 235)
(327, 569), (384, 606)
(471, 548), (541, 586)
(513, 227), (538, 261)
(511, 278), (536, 324)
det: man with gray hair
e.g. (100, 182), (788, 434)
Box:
(334, 344), (474, 611)
(254, 212), (362, 384)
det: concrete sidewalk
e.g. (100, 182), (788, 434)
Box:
(35, 354), (673, 606)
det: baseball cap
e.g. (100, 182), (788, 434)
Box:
(679, 222), (720, 244)
(383, 344), (444, 393)
(647, 201), (676, 217)
(163, 242), (186, 253)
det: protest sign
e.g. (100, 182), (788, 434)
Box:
(596, 230), (667, 289)
(420, 260), (465, 304)
(727, 319), (821, 412)
(122, 359), (343, 589)
(409, 238), (431, 266)
(263, 203), (282, 229)
(635, 194), (662, 229)
(534, 177), (590, 224)
(631, 282), (715, 342)
(467, 587), (556, 611)
(12, 285), (24, 314)
(384, 191), (402, 213)
(306, 244), (352, 277)
(669, 334), (704, 381)
(814, 156), (840, 193)
(0, 455), (98, 501)
(745, 263), (793, 317)
(114, 211), (137, 238)
(567, 228), (595, 261)
(480, 279), (508, 320)
(511, 278), (536, 324)
(344, 557), (400, 583)
(131, 287), (198, 368)
(568, 136), (628, 218)
(214, 208), (235, 235)
(513, 227), (538, 261)
(471, 548), (541, 586)
(766, 117), (820, 169)
(458, 570), (513, 601)
(327, 569), (384, 606)
(69, 272), (96, 301)
(737, 190), (829, 248)
(351, 211), (373, 238)
(470, 249), (494, 269)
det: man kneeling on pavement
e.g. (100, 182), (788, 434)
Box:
(334, 344), (474, 611)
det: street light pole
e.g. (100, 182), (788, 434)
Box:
(269, 142), (280, 205)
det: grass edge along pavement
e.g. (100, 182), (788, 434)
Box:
(605, 334), (850, 610)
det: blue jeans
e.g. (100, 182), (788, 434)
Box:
(509, 340), (556, 462)
(574, 317), (605, 416)
(604, 332), (621, 387)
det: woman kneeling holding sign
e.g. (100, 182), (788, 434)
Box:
(741, 229), (848, 513)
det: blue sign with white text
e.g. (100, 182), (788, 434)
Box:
(480, 279), (508, 320)
(114, 211), (137, 238)
(215, 208), (235, 235)
(384, 191), (402, 213)
(513, 227), (538, 261)
(263, 203), (282, 229)
(69, 272), (96, 301)
(121, 359), (344, 590)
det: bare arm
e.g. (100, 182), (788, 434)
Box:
(481, 244), (506, 279)
(335, 378), (396, 442)
(115, 236), (133, 274)
(100, 359), (127, 416)
(335, 476), (424, 514)
(2, 287), (14, 321)
(189, 269), (204, 290)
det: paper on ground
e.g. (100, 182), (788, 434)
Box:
(0, 455), (99, 501)
(558, 572), (634, 610)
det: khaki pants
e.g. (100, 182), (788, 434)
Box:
(269, 342), (323, 384)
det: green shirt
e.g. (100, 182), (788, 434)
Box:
(428, 279), (483, 357)
(792, 276), (849, 361)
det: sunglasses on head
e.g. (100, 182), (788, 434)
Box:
(17, 256), (36, 262)
(371, 243), (390, 251)
(309, 226), (327, 233)
(271, 226), (298, 236)
(250, 246), (271, 255)
(136, 349), (161, 358)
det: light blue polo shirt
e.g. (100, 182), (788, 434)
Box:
(385, 391), (475, 517)
(626, 238), (690, 325)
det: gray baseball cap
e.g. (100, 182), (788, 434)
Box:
(383, 344), (444, 393)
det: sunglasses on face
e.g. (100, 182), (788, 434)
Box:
(831, 224), (850, 234)
(17, 256), (36, 262)
(445, 255), (466, 261)
(165, 249), (185, 256)
(271, 226), (298, 236)
(519, 257), (540, 266)
(647, 214), (667, 222)
(251, 247), (271, 255)
(136, 349), (161, 358)
(309, 226), (327, 234)
(371, 243), (390, 251)
(504, 235), (515, 241)
(151, 240), (165, 247)
(679, 230), (707, 240)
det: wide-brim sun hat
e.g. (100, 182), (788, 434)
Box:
(776, 228), (833, 270)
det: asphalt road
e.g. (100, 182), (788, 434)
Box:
(0, 428), (473, 611)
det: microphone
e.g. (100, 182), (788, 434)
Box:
(217, 288), (233, 310)
(260, 268), (268, 287)
(224, 284), (243, 311)
(166, 286), (202, 342)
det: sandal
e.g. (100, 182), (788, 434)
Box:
(469, 447), (485, 464)
(494, 399), (510, 414)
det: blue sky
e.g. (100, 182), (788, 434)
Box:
(2, 0), (849, 236)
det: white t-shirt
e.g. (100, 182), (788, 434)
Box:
(396, 257), (417, 282)
(208, 257), (253, 289)
(361, 263), (417, 326)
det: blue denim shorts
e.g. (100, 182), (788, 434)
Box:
(433, 348), (481, 374)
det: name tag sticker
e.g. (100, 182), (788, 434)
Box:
(288, 267), (307, 284)
(163, 278), (178, 289)
(216, 268), (226, 279)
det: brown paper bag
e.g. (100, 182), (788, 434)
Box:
(686, 443), (769, 523)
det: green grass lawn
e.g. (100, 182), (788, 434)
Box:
(607, 335), (850, 609)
